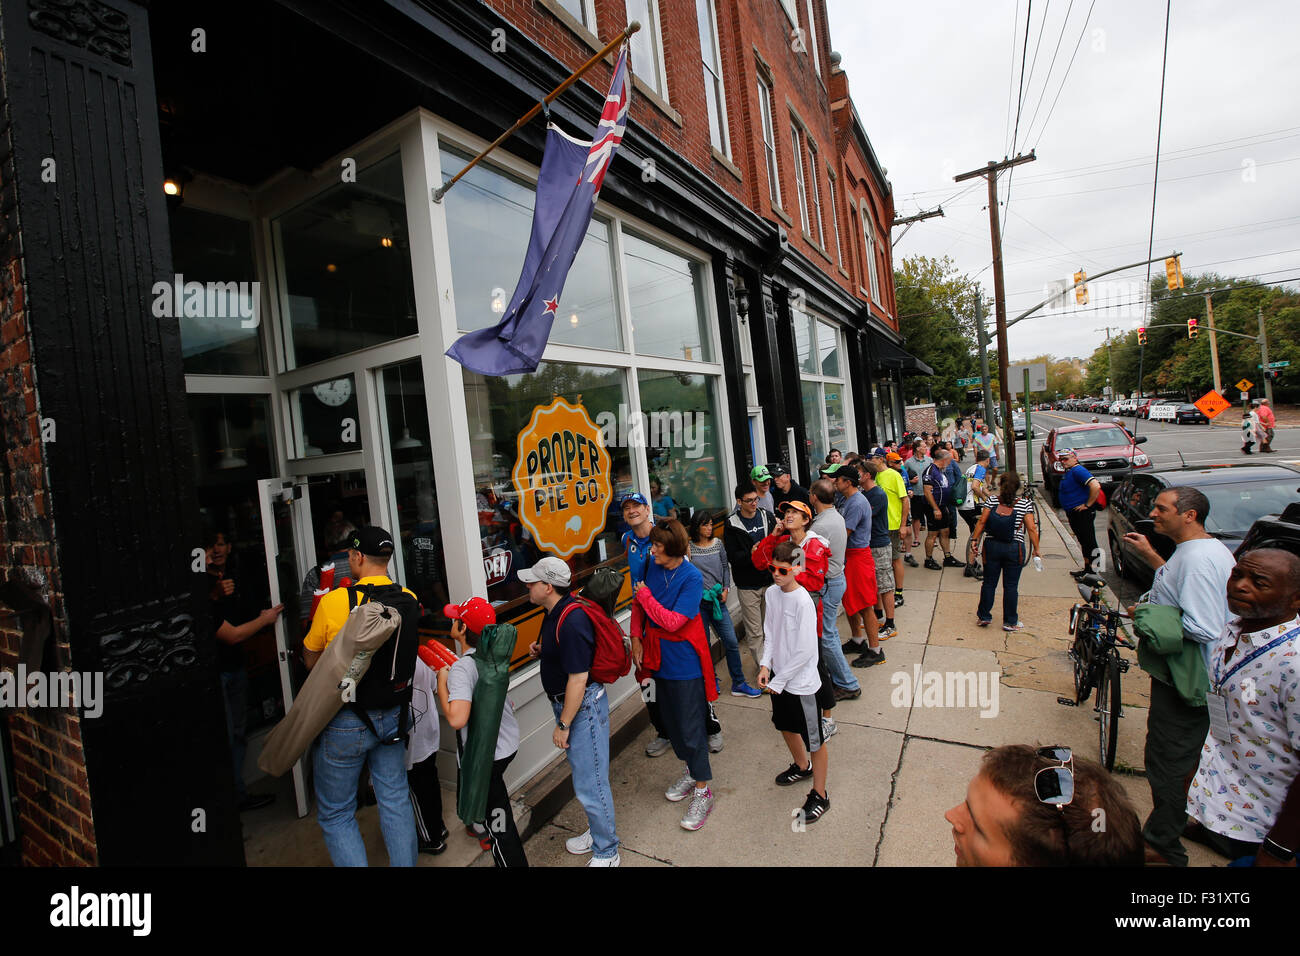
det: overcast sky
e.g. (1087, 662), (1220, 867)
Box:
(825, 0), (1300, 365)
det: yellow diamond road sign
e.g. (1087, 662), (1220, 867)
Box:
(1236, 378), (1254, 392)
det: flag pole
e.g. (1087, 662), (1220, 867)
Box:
(432, 22), (639, 203)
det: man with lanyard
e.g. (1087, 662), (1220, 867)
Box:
(770, 462), (810, 510)
(973, 423), (999, 470)
(958, 449), (991, 578)
(524, 557), (621, 866)
(831, 464), (883, 668)
(1187, 548), (1300, 865)
(1056, 449), (1102, 580)
(1121, 486), (1235, 866)
(921, 447), (964, 571)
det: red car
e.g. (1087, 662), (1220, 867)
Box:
(1041, 421), (1151, 507)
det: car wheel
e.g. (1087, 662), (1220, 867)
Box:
(1110, 531), (1130, 580)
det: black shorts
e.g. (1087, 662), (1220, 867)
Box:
(912, 499), (926, 527)
(960, 508), (980, 532)
(771, 689), (826, 753)
(814, 652), (835, 711)
(925, 504), (954, 530)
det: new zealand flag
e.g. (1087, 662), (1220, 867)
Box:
(447, 48), (631, 376)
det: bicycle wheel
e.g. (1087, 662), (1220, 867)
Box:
(1096, 651), (1121, 771)
(1071, 632), (1091, 704)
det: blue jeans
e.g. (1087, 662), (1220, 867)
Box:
(819, 575), (860, 691)
(552, 683), (619, 859)
(977, 539), (1025, 626)
(313, 707), (418, 867)
(703, 606), (746, 686)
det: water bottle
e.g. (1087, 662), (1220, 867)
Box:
(1033, 555), (1043, 573)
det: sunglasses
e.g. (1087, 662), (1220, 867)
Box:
(771, 566), (796, 576)
(1035, 746), (1074, 807)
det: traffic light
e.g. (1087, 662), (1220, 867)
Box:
(1165, 256), (1184, 291)
(1074, 270), (1089, 305)
(1187, 317), (1198, 340)
(1138, 326), (1147, 346)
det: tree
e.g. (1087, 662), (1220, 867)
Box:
(895, 255), (982, 406)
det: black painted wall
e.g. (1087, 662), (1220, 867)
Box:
(2, 0), (240, 863)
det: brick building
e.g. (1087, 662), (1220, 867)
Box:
(0, 0), (929, 865)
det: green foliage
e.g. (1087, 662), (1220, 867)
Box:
(895, 255), (983, 406)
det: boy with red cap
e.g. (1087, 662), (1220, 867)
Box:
(436, 596), (527, 867)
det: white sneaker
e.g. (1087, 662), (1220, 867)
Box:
(708, 732), (724, 753)
(822, 716), (838, 739)
(645, 735), (672, 757)
(565, 829), (593, 855)
(665, 768), (696, 802)
(588, 852), (621, 867)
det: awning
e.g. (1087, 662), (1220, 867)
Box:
(868, 331), (933, 376)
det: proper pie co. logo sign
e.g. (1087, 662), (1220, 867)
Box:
(512, 397), (612, 559)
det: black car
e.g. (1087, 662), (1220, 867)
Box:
(1171, 403), (1209, 424)
(1236, 502), (1300, 559)
(1107, 463), (1300, 587)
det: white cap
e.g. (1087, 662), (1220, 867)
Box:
(517, 556), (572, 587)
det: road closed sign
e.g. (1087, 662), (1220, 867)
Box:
(512, 396), (612, 559)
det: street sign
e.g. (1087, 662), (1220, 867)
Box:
(1006, 362), (1047, 395)
(1240, 391), (1249, 402)
(955, 376), (982, 387)
(1236, 378), (1254, 392)
(1194, 390), (1231, 420)
(1258, 361), (1290, 369)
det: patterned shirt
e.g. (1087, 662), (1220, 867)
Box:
(1187, 615), (1300, 843)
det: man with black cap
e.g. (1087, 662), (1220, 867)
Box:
(302, 526), (421, 867)
(770, 462), (810, 511)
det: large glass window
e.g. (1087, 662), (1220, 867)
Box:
(627, 0), (668, 99)
(791, 123), (810, 234)
(292, 373), (362, 457)
(863, 207), (881, 303)
(171, 207), (263, 376)
(801, 380), (825, 467)
(697, 0), (729, 156)
(463, 363), (632, 610)
(798, 310), (849, 464)
(638, 369), (725, 517)
(623, 232), (711, 361)
(757, 77), (781, 207)
(817, 320), (840, 377)
(275, 153), (417, 367)
(441, 145), (621, 351)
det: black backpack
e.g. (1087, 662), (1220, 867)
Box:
(347, 582), (420, 742)
(581, 566), (625, 620)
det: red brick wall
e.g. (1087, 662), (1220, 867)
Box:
(0, 193), (97, 863)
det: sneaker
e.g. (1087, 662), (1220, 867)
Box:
(879, 623), (898, 640)
(680, 787), (714, 831)
(924, 557), (942, 571)
(645, 735), (672, 757)
(775, 761), (814, 786)
(708, 732), (725, 754)
(418, 836), (447, 856)
(903, 554), (919, 568)
(1003, 622), (1026, 632)
(665, 768), (696, 802)
(843, 637), (868, 654)
(797, 788), (831, 825)
(565, 829), (594, 855)
(1070, 569), (1091, 580)
(851, 647), (887, 668)
(894, 590), (905, 606)
(821, 716), (838, 739)
(963, 565), (976, 578)
(588, 853), (621, 867)
(976, 618), (991, 627)
(731, 681), (762, 699)
(943, 555), (966, 568)
(832, 685), (861, 701)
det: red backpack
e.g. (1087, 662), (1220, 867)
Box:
(557, 596), (632, 685)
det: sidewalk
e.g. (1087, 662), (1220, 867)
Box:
(523, 499), (1223, 867)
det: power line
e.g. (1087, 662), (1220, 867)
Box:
(1004, 0), (1021, 158)
(1142, 0), (1174, 324)
(1026, 0), (1096, 146)
(1010, 1), (1033, 158)
(1022, 0), (1075, 145)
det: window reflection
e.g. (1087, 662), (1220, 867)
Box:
(171, 207), (263, 376)
(292, 374), (362, 456)
(624, 232), (710, 361)
(638, 369), (724, 518)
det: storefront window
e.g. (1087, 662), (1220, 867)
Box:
(637, 369), (725, 516)
(824, 383), (847, 456)
(817, 320), (840, 377)
(275, 153), (417, 367)
(292, 373), (363, 457)
(463, 363), (631, 610)
(624, 232), (711, 361)
(794, 308), (816, 374)
(802, 380), (826, 467)
(379, 360), (449, 620)
(441, 145), (621, 351)
(171, 207), (264, 376)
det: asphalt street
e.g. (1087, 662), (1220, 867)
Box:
(1003, 408), (1300, 607)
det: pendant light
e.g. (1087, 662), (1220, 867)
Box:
(392, 364), (423, 450)
(216, 396), (247, 470)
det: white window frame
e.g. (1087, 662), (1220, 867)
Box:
(791, 122), (809, 235)
(777, 0), (799, 26)
(627, 0), (670, 101)
(757, 76), (781, 208)
(827, 169), (843, 268)
(554, 0), (597, 31)
(861, 200), (880, 304)
(803, 0), (822, 80)
(697, 0), (730, 158)
(795, 310), (853, 463)
(807, 138), (824, 248)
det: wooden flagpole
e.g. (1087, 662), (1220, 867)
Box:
(432, 21), (639, 203)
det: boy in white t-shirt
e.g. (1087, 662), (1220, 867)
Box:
(759, 540), (830, 825)
(959, 449), (992, 577)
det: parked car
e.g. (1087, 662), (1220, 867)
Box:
(1171, 402), (1209, 425)
(1041, 421), (1151, 506)
(1236, 502), (1300, 559)
(1133, 398), (1153, 419)
(1011, 412), (1027, 439)
(1108, 464), (1300, 586)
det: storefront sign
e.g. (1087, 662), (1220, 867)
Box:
(512, 397), (612, 558)
(483, 546), (512, 587)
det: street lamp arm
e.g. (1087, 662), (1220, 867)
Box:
(1139, 322), (1260, 342)
(1005, 252), (1183, 329)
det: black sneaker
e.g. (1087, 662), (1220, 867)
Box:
(843, 637), (868, 654)
(799, 788), (831, 825)
(851, 648), (887, 668)
(775, 762), (814, 786)
(832, 685), (861, 701)
(963, 565), (975, 578)
(924, 557), (942, 571)
(1070, 569), (1091, 580)
(894, 590), (905, 607)
(419, 836), (448, 856)
(943, 555), (966, 568)
(903, 554), (919, 568)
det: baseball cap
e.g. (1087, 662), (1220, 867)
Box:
(767, 462), (789, 478)
(620, 492), (650, 509)
(349, 526), (395, 558)
(886, 451), (902, 463)
(778, 500), (813, 521)
(821, 462), (844, 475)
(750, 465), (772, 482)
(830, 462), (859, 482)
(517, 556), (572, 587)
(1059, 447), (1077, 458)
(871, 446), (888, 458)
(443, 596), (496, 633)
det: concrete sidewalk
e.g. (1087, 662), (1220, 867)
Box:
(524, 498), (1223, 867)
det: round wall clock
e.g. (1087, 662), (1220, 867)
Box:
(312, 378), (352, 407)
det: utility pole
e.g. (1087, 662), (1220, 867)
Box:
(955, 150), (1036, 474)
(891, 206), (944, 247)
(976, 295), (995, 426)
(1205, 294), (1223, 396)
(1259, 303), (1274, 405)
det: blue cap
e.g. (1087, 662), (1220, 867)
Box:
(620, 492), (650, 509)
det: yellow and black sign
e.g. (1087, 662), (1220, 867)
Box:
(1236, 378), (1254, 392)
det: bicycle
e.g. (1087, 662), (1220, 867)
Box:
(1057, 573), (1135, 771)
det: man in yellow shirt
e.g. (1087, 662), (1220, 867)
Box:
(877, 452), (911, 615)
(302, 526), (421, 867)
